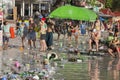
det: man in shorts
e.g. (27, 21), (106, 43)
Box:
(3, 21), (11, 50)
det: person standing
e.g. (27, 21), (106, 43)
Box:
(3, 21), (11, 50)
(46, 19), (55, 50)
(74, 24), (80, 48)
(28, 19), (36, 49)
(80, 21), (86, 36)
(19, 20), (28, 48)
(67, 22), (72, 45)
(39, 18), (47, 52)
(113, 21), (119, 37)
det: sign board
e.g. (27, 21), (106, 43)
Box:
(0, 8), (3, 48)
(0, 9), (3, 20)
(0, 30), (2, 46)
(13, 7), (17, 20)
(0, 8), (3, 25)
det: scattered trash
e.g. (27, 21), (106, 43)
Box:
(60, 64), (64, 68)
(55, 43), (58, 46)
(19, 47), (24, 51)
(9, 58), (13, 61)
(99, 46), (104, 50)
(77, 59), (82, 63)
(25, 64), (30, 71)
(33, 75), (39, 80)
(60, 42), (63, 48)
(47, 52), (58, 60)
(14, 61), (20, 69)
(1, 76), (7, 80)
(24, 53), (28, 55)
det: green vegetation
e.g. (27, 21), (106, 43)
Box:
(88, 0), (97, 6)
(105, 0), (113, 8)
(112, 0), (120, 11)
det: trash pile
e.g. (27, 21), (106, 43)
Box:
(0, 51), (59, 80)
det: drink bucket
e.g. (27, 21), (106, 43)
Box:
(10, 27), (15, 38)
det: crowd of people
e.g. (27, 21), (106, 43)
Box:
(1, 15), (120, 58)
(2, 16), (55, 52)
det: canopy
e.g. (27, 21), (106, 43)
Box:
(49, 5), (97, 21)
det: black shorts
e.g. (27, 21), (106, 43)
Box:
(40, 34), (46, 40)
(3, 36), (9, 42)
(68, 31), (72, 36)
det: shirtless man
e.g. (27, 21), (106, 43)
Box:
(46, 19), (55, 50)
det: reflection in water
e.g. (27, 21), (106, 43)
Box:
(107, 59), (120, 80)
(88, 58), (120, 80)
(88, 60), (100, 80)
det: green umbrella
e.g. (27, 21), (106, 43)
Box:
(49, 5), (97, 21)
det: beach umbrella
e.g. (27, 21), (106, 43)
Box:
(49, 5), (97, 21)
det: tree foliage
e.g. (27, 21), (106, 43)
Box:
(105, 0), (113, 8)
(90, 0), (97, 6)
(51, 0), (120, 11)
(112, 0), (120, 11)
(52, 0), (63, 7)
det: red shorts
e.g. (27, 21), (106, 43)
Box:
(71, 30), (76, 33)
(119, 47), (120, 51)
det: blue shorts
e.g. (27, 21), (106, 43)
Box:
(27, 31), (36, 41)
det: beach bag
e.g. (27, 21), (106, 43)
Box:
(36, 31), (40, 39)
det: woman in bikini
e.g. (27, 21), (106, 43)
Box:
(108, 36), (120, 58)
(89, 29), (100, 51)
(74, 24), (80, 48)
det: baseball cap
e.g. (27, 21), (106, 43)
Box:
(41, 18), (46, 21)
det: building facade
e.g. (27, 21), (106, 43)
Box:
(15, 0), (52, 17)
(0, 0), (52, 20)
(0, 0), (15, 20)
